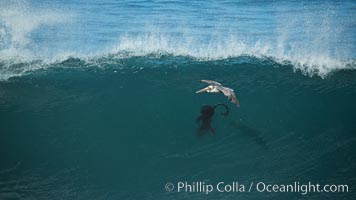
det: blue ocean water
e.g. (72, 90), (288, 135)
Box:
(1, 0), (356, 199)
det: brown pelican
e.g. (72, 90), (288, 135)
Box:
(196, 80), (240, 107)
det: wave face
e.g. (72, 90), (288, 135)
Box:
(0, 0), (355, 80)
(1, 57), (356, 199)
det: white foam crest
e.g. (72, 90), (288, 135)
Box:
(0, 50), (92, 81)
(273, 1), (356, 77)
(111, 33), (273, 60)
(277, 52), (353, 77)
(0, 0), (73, 60)
(110, 33), (355, 78)
(0, 0), (75, 80)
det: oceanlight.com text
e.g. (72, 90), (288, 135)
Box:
(164, 181), (349, 195)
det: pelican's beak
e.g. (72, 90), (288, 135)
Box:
(196, 86), (210, 93)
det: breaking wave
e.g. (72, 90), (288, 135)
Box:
(0, 0), (355, 80)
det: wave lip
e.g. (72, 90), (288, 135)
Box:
(109, 34), (356, 78)
(1, 49), (355, 81)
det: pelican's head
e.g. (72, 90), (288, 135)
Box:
(196, 85), (215, 93)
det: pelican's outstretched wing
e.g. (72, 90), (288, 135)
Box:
(201, 80), (221, 86)
(219, 87), (240, 107)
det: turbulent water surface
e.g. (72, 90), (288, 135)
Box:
(0, 0), (356, 199)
